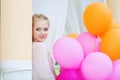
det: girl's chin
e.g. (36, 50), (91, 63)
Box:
(39, 39), (46, 42)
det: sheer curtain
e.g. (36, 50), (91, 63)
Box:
(64, 0), (84, 35)
(64, 0), (107, 35)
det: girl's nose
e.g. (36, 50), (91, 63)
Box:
(41, 30), (45, 34)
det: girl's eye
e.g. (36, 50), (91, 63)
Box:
(44, 28), (48, 31)
(36, 28), (40, 31)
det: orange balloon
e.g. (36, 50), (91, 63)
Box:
(100, 30), (120, 61)
(84, 2), (112, 36)
(67, 33), (79, 39)
(100, 19), (120, 38)
(109, 19), (120, 30)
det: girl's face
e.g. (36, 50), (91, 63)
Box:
(33, 19), (49, 42)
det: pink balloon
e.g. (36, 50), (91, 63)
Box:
(77, 32), (101, 57)
(109, 60), (120, 80)
(53, 37), (84, 69)
(57, 70), (82, 80)
(81, 52), (113, 80)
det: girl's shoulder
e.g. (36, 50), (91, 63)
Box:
(32, 42), (46, 50)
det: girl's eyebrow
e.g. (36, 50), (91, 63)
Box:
(44, 27), (48, 29)
(36, 26), (41, 28)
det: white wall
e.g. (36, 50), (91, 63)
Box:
(1, 0), (32, 61)
(107, 0), (120, 24)
(1, 0), (32, 80)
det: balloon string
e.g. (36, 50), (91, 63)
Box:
(94, 41), (96, 52)
(94, 36), (97, 52)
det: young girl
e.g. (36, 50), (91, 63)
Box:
(32, 14), (56, 80)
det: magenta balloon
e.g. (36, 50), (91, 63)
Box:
(77, 32), (100, 57)
(57, 70), (82, 80)
(109, 60), (120, 80)
(81, 52), (113, 80)
(53, 37), (84, 69)
(60, 67), (84, 79)
(60, 67), (65, 73)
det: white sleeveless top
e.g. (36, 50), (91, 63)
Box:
(32, 42), (56, 80)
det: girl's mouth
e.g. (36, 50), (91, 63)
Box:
(39, 36), (46, 39)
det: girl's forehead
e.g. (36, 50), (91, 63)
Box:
(34, 20), (49, 28)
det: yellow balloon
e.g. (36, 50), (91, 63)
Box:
(67, 33), (79, 39)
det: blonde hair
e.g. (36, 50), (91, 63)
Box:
(32, 14), (50, 27)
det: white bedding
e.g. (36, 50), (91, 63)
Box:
(0, 61), (32, 80)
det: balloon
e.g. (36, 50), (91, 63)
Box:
(84, 2), (112, 35)
(57, 70), (82, 80)
(60, 67), (84, 79)
(81, 52), (113, 80)
(95, 36), (101, 51)
(109, 19), (120, 30)
(100, 30), (120, 61)
(100, 19), (120, 38)
(60, 67), (65, 73)
(77, 32), (101, 57)
(109, 60), (120, 80)
(53, 37), (84, 69)
(67, 33), (79, 39)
